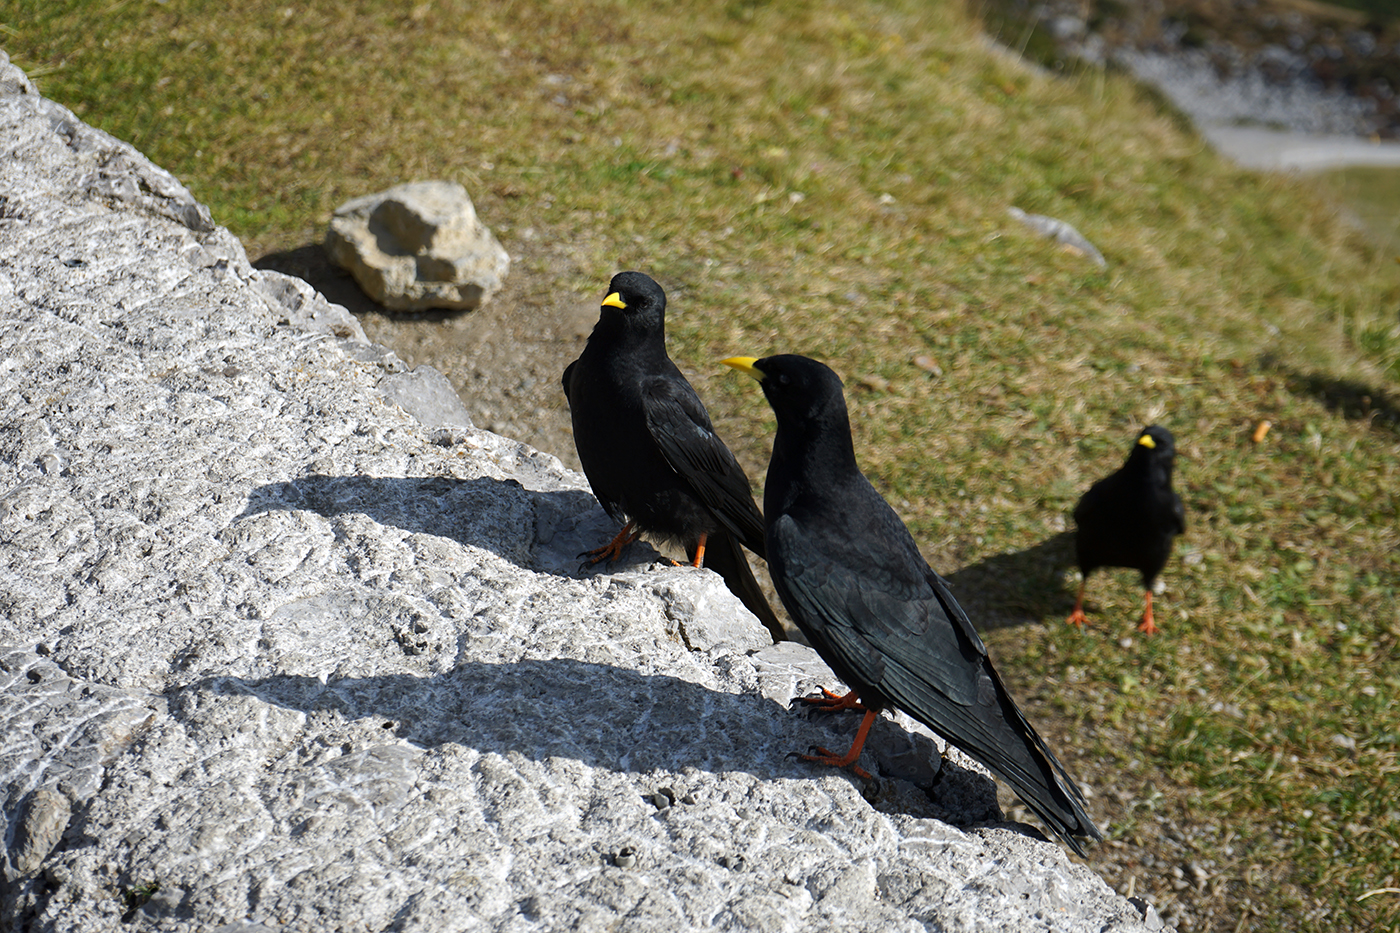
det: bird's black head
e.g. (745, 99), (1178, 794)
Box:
(1126, 426), (1178, 482)
(599, 271), (667, 334)
(1133, 425), (1176, 461)
(723, 354), (848, 425)
(722, 353), (851, 456)
(722, 353), (861, 509)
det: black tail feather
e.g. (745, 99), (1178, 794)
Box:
(699, 532), (786, 643)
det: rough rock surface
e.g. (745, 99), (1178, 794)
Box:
(0, 54), (1166, 932)
(325, 180), (510, 312)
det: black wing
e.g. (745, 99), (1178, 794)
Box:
(640, 373), (767, 557)
(1071, 472), (1114, 529)
(1169, 489), (1186, 536)
(769, 492), (1098, 853)
(561, 359), (576, 401)
(768, 501), (975, 696)
(768, 502), (998, 739)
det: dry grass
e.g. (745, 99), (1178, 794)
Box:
(9, 0), (1400, 929)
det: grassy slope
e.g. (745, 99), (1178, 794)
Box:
(9, 0), (1400, 929)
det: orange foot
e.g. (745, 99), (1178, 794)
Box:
(790, 707), (879, 781)
(794, 745), (875, 781)
(580, 521), (640, 566)
(1067, 579), (1089, 628)
(689, 532), (708, 568)
(1138, 591), (1158, 635)
(797, 688), (868, 715)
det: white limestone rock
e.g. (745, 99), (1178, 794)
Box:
(0, 52), (1167, 933)
(1008, 206), (1107, 269)
(380, 364), (475, 437)
(325, 180), (510, 312)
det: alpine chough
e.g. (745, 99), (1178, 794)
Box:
(724, 353), (1100, 855)
(562, 272), (783, 641)
(1069, 425), (1185, 636)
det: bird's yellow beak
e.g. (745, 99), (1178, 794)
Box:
(1137, 434), (1156, 449)
(601, 292), (626, 310)
(722, 356), (761, 379)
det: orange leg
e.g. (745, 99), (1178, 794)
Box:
(1138, 590), (1158, 636)
(796, 708), (878, 781)
(1067, 578), (1089, 628)
(690, 532), (708, 568)
(581, 521), (640, 565)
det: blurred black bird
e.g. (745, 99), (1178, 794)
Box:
(1068, 425), (1185, 636)
(562, 272), (783, 642)
(724, 353), (1101, 855)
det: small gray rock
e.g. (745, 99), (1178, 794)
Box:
(325, 180), (510, 312)
(11, 788), (71, 877)
(1008, 205), (1107, 268)
(1128, 895), (1167, 931)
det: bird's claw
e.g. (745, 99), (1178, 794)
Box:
(576, 551), (615, 575)
(576, 523), (642, 573)
(784, 744), (834, 763)
(578, 543), (624, 566)
(1066, 609), (1089, 628)
(792, 745), (875, 782)
(793, 688), (866, 716)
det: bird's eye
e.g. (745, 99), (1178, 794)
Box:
(777, 374), (791, 387)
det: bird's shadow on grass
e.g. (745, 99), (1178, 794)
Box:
(1274, 365), (1400, 435)
(943, 531), (1077, 633)
(237, 473), (636, 577)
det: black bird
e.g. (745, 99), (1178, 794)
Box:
(724, 353), (1101, 855)
(562, 272), (783, 642)
(1068, 425), (1185, 636)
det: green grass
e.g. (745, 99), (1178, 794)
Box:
(1329, 0), (1400, 21)
(8, 0), (1400, 930)
(1308, 167), (1400, 380)
(1317, 165), (1400, 244)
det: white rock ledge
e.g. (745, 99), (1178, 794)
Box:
(0, 53), (1165, 933)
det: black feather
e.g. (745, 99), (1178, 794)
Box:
(563, 272), (781, 640)
(1070, 425), (1185, 634)
(736, 353), (1100, 855)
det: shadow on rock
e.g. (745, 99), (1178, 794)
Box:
(190, 658), (1002, 832)
(200, 660), (794, 777)
(254, 244), (464, 323)
(943, 531), (1077, 632)
(239, 473), (609, 575)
